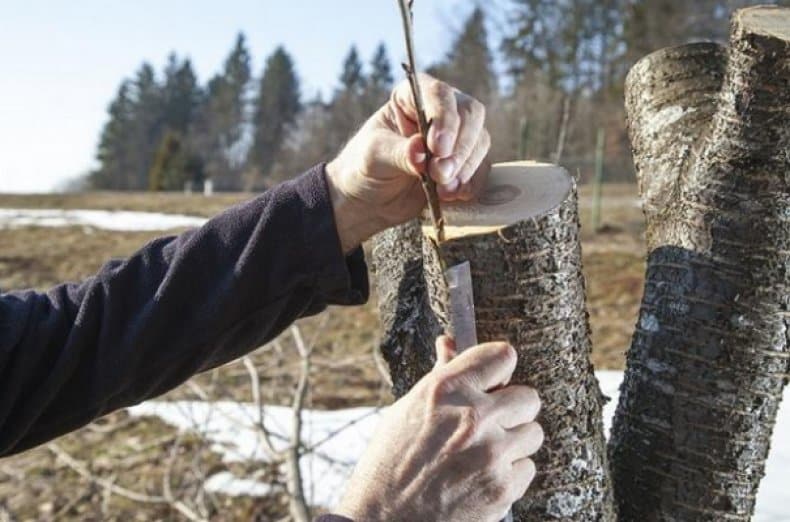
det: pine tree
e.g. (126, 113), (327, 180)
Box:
(128, 62), (165, 190)
(433, 7), (497, 104)
(250, 46), (301, 188)
(339, 46), (365, 95)
(91, 81), (135, 189)
(162, 54), (202, 134)
(194, 33), (252, 190)
(363, 43), (394, 112)
(326, 45), (369, 154)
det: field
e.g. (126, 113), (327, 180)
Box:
(0, 184), (645, 520)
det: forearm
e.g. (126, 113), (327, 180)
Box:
(0, 164), (368, 456)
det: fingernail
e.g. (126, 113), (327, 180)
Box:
(436, 158), (456, 183)
(414, 151), (427, 165)
(443, 177), (460, 193)
(436, 132), (454, 157)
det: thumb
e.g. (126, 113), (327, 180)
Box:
(434, 335), (457, 368)
(375, 130), (426, 179)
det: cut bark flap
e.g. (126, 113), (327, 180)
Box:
(610, 6), (790, 521)
(373, 161), (616, 521)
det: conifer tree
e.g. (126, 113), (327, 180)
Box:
(195, 33), (252, 190)
(92, 81), (135, 189)
(363, 43), (394, 112)
(433, 7), (497, 104)
(250, 46), (301, 187)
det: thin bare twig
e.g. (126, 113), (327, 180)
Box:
(397, 0), (445, 242)
(243, 355), (281, 459)
(286, 325), (312, 522)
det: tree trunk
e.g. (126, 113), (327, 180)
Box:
(609, 7), (790, 520)
(372, 162), (616, 521)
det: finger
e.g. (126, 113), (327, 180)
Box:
(455, 158), (491, 202)
(418, 75), (460, 158)
(430, 95), (486, 186)
(443, 342), (517, 391)
(440, 132), (491, 202)
(434, 335), (457, 368)
(374, 130), (425, 178)
(391, 75), (460, 154)
(458, 129), (491, 185)
(504, 422), (544, 462)
(389, 94), (419, 137)
(508, 457), (537, 502)
(437, 177), (461, 200)
(488, 385), (541, 428)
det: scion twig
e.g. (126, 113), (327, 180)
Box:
(397, 0), (445, 243)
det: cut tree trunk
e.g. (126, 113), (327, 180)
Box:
(609, 7), (790, 521)
(372, 162), (616, 521)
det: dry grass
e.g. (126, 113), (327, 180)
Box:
(0, 192), (249, 218)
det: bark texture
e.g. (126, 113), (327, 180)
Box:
(609, 7), (790, 520)
(372, 173), (616, 520)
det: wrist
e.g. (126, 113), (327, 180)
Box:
(325, 160), (385, 254)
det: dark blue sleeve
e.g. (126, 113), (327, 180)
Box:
(0, 164), (368, 457)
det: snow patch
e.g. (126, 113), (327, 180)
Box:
(128, 371), (790, 519)
(127, 400), (381, 509)
(0, 208), (207, 231)
(204, 472), (272, 497)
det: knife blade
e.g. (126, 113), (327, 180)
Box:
(445, 261), (477, 351)
(445, 261), (514, 522)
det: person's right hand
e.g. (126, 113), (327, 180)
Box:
(336, 337), (543, 522)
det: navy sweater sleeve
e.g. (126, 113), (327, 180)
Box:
(0, 164), (368, 457)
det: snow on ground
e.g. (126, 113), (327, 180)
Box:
(128, 371), (790, 519)
(0, 208), (207, 231)
(127, 400), (381, 508)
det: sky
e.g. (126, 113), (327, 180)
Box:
(0, 0), (493, 193)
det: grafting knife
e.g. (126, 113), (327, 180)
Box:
(445, 261), (514, 522)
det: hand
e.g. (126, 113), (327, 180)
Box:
(335, 337), (543, 522)
(326, 74), (491, 253)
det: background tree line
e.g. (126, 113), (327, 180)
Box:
(90, 0), (790, 192)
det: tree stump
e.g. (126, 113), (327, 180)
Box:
(609, 7), (790, 520)
(372, 162), (616, 521)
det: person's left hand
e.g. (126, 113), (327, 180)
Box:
(326, 74), (490, 252)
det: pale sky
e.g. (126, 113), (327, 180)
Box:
(0, 0), (495, 193)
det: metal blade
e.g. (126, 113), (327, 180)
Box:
(445, 261), (477, 351)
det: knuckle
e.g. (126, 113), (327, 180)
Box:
(430, 80), (452, 99)
(493, 342), (517, 365)
(524, 387), (542, 418)
(523, 458), (537, 485)
(510, 461), (537, 499)
(481, 129), (492, 150)
(469, 98), (486, 121)
(527, 422), (545, 452)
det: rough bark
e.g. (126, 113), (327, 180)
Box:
(372, 164), (616, 521)
(609, 7), (790, 520)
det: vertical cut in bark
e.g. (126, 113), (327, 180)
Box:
(373, 162), (616, 521)
(609, 7), (790, 520)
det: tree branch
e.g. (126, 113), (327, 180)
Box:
(397, 0), (445, 243)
